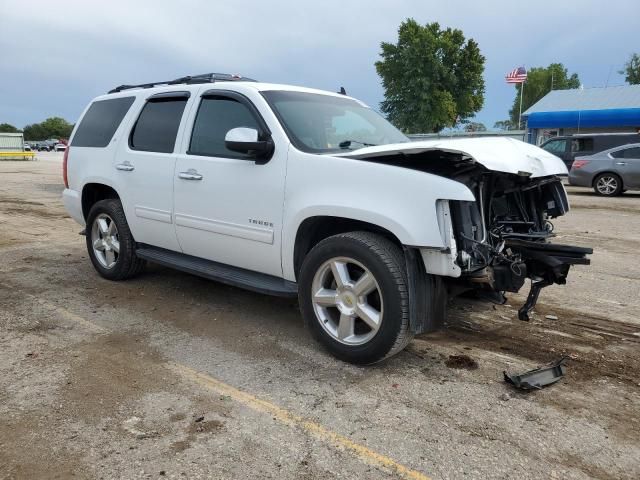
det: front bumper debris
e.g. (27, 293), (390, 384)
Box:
(504, 240), (593, 321)
(504, 357), (568, 390)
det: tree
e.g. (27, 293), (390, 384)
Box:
(375, 19), (485, 133)
(509, 64), (580, 128)
(464, 122), (486, 132)
(0, 123), (20, 133)
(23, 117), (74, 141)
(493, 120), (514, 130)
(620, 53), (640, 85)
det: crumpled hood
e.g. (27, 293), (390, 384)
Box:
(334, 137), (568, 178)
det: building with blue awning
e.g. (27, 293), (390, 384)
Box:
(523, 84), (640, 145)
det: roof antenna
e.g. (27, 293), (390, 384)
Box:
(338, 86), (347, 95)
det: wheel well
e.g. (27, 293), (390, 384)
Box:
(293, 216), (403, 279)
(82, 183), (120, 220)
(593, 171), (623, 188)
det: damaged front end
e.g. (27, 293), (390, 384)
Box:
(449, 169), (592, 320)
(339, 137), (593, 324)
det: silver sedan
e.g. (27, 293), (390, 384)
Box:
(568, 143), (640, 196)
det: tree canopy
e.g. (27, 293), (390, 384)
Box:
(464, 122), (486, 133)
(0, 123), (20, 133)
(509, 63), (580, 128)
(375, 19), (485, 133)
(620, 53), (640, 85)
(22, 117), (74, 141)
(493, 120), (514, 131)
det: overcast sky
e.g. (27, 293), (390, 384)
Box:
(1, 0), (638, 130)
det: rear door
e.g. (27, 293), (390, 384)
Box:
(612, 146), (640, 188)
(113, 91), (191, 252)
(569, 137), (594, 163)
(173, 89), (286, 277)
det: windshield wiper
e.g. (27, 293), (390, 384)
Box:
(338, 139), (378, 149)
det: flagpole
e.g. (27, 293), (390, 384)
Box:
(518, 80), (525, 129)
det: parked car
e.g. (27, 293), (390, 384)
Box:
(62, 73), (591, 364)
(38, 144), (51, 152)
(569, 143), (640, 196)
(55, 143), (67, 152)
(23, 144), (32, 152)
(540, 133), (640, 170)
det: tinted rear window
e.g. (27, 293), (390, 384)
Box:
(71, 97), (135, 147)
(130, 98), (188, 153)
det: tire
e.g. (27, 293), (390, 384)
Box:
(298, 231), (412, 364)
(86, 199), (145, 280)
(593, 173), (623, 196)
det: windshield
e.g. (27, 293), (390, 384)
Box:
(261, 90), (409, 153)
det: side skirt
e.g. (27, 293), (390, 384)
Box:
(136, 244), (298, 297)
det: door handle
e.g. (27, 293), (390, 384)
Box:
(615, 162), (627, 165)
(116, 162), (135, 172)
(178, 169), (203, 180)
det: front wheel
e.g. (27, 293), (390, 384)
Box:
(298, 231), (412, 364)
(594, 173), (623, 196)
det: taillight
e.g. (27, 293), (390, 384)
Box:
(571, 159), (590, 170)
(63, 146), (70, 188)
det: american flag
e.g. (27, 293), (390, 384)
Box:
(505, 66), (527, 84)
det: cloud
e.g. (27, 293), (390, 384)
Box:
(1, 0), (638, 128)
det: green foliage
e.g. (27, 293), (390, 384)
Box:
(22, 117), (74, 141)
(0, 123), (20, 133)
(464, 122), (486, 132)
(375, 19), (486, 133)
(493, 120), (514, 130)
(620, 53), (640, 85)
(509, 63), (580, 127)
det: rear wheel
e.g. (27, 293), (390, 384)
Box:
(298, 231), (412, 364)
(86, 199), (145, 280)
(594, 173), (623, 196)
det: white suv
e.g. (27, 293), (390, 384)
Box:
(62, 73), (591, 364)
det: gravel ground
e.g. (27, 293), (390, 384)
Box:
(1, 152), (639, 479)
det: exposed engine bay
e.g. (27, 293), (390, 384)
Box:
(357, 148), (593, 322)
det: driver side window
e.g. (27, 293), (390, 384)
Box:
(543, 139), (567, 155)
(189, 96), (260, 159)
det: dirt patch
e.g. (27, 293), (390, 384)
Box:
(171, 417), (225, 453)
(445, 354), (479, 370)
(60, 333), (173, 423)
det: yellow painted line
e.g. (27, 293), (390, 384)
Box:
(171, 363), (432, 480)
(1, 281), (430, 479)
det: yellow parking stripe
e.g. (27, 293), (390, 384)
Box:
(172, 363), (432, 480)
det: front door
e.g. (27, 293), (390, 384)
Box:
(173, 91), (286, 277)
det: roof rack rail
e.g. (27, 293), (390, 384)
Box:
(108, 73), (257, 94)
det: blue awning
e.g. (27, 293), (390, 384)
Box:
(526, 108), (640, 128)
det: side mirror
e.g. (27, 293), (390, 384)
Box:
(225, 127), (274, 159)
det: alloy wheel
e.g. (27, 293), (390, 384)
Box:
(310, 256), (383, 346)
(91, 213), (120, 269)
(596, 175), (618, 195)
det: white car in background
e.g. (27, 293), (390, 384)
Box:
(61, 73), (592, 364)
(55, 143), (67, 152)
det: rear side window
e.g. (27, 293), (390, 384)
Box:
(188, 96), (260, 158)
(571, 138), (594, 152)
(130, 97), (188, 153)
(71, 97), (135, 147)
(612, 147), (640, 159)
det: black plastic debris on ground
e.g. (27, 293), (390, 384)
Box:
(503, 357), (568, 390)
